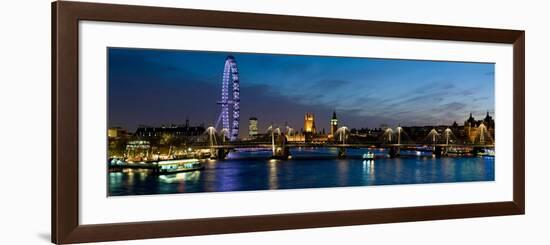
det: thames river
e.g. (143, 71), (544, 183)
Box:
(108, 147), (495, 196)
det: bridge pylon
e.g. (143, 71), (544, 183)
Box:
(433, 146), (443, 157)
(270, 130), (292, 160)
(388, 147), (400, 158)
(337, 147), (347, 159)
(212, 148), (229, 160)
(272, 146), (291, 159)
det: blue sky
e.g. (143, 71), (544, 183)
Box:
(108, 47), (495, 134)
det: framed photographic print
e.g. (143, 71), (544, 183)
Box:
(52, 1), (525, 244)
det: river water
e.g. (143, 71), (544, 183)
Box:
(108, 147), (494, 196)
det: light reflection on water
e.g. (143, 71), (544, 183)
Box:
(158, 171), (201, 184)
(268, 160), (279, 190)
(108, 147), (495, 196)
(362, 160), (375, 184)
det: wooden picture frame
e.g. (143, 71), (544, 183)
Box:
(52, 1), (525, 243)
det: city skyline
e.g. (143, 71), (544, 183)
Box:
(108, 47), (495, 135)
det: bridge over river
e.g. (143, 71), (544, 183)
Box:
(190, 139), (494, 160)
(187, 124), (495, 159)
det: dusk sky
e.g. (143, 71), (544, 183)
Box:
(108, 47), (495, 135)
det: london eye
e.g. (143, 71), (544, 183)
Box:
(216, 56), (240, 141)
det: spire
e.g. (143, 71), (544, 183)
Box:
(332, 110), (337, 120)
(466, 112), (476, 127)
(484, 110), (492, 121)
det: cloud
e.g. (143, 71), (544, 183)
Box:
(473, 96), (489, 102)
(411, 81), (455, 94)
(439, 102), (467, 111)
(313, 79), (351, 89)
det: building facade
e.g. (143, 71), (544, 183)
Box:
(304, 113), (316, 133)
(464, 112), (495, 144)
(108, 127), (127, 139)
(248, 117), (258, 138)
(134, 125), (205, 138)
(303, 113), (316, 142)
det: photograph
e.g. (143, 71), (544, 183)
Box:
(107, 48), (496, 196)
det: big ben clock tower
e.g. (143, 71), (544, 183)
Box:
(330, 111), (338, 138)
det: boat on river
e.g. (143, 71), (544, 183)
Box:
(477, 149), (495, 157)
(362, 152), (375, 160)
(156, 159), (204, 174)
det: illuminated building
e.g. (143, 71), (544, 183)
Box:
(249, 117), (258, 138)
(108, 127), (128, 158)
(303, 113), (316, 143)
(464, 111), (495, 144)
(330, 111), (338, 137)
(134, 124), (205, 138)
(108, 127), (127, 139)
(125, 140), (151, 161)
(304, 113), (316, 133)
(286, 134), (305, 142)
